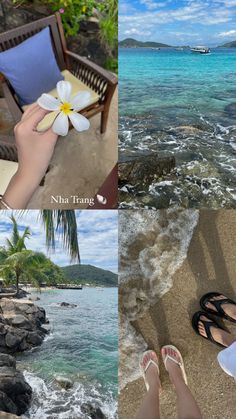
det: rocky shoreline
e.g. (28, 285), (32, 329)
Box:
(0, 298), (48, 416)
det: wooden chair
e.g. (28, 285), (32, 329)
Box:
(0, 12), (117, 162)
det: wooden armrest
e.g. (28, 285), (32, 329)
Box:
(65, 50), (117, 85)
(2, 78), (23, 122)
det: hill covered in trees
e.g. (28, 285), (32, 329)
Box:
(61, 264), (118, 287)
(220, 41), (236, 48)
(119, 38), (171, 48)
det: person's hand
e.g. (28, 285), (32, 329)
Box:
(15, 103), (58, 183)
(3, 104), (58, 208)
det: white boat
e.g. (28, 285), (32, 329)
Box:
(191, 46), (210, 54)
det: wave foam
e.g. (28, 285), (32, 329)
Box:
(22, 371), (117, 419)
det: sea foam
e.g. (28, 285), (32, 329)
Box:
(119, 209), (199, 390)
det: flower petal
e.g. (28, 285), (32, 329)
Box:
(71, 91), (91, 111)
(52, 112), (69, 136)
(37, 94), (60, 111)
(68, 112), (90, 132)
(57, 80), (72, 103)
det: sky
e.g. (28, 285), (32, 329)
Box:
(119, 0), (236, 45)
(0, 211), (118, 273)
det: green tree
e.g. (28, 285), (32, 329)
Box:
(0, 216), (53, 293)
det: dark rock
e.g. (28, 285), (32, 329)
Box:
(60, 302), (77, 308)
(5, 333), (22, 350)
(0, 390), (17, 415)
(81, 403), (106, 419)
(0, 361), (32, 415)
(54, 376), (74, 390)
(0, 299), (48, 354)
(119, 154), (176, 188)
(0, 354), (15, 369)
(10, 315), (33, 331)
(224, 103), (236, 117)
(27, 331), (44, 346)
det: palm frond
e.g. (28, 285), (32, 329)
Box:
(40, 210), (80, 262)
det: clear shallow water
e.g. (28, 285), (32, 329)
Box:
(18, 288), (118, 419)
(119, 48), (236, 208)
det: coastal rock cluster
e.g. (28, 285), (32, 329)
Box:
(0, 298), (48, 416)
(0, 298), (48, 354)
(0, 353), (31, 416)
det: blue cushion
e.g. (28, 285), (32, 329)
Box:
(0, 27), (64, 105)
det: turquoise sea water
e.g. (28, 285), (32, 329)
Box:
(19, 288), (117, 419)
(119, 48), (236, 208)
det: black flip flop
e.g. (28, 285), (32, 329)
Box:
(200, 292), (236, 323)
(192, 311), (228, 348)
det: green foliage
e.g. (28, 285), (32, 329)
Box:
(98, 0), (117, 50)
(61, 264), (117, 286)
(0, 217), (64, 290)
(46, 0), (96, 37)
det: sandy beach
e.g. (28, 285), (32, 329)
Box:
(119, 210), (236, 419)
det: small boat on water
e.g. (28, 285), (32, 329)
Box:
(191, 46), (210, 54)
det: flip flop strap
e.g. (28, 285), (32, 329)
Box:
(144, 359), (159, 375)
(164, 354), (181, 370)
(202, 319), (220, 343)
(208, 298), (232, 316)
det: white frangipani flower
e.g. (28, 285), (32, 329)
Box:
(37, 80), (91, 136)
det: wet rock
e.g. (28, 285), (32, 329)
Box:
(0, 391), (18, 416)
(224, 102), (236, 117)
(173, 125), (208, 135)
(60, 302), (77, 308)
(119, 154), (175, 189)
(0, 354), (32, 415)
(27, 331), (44, 346)
(81, 403), (106, 419)
(54, 376), (74, 390)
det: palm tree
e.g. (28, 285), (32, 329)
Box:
(0, 249), (49, 293)
(0, 216), (49, 293)
(1, 210), (80, 262)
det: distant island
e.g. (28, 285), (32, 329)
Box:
(119, 38), (171, 48)
(61, 264), (118, 287)
(119, 38), (236, 49)
(220, 40), (236, 48)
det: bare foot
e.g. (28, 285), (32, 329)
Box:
(141, 351), (160, 392)
(205, 294), (236, 320)
(198, 314), (234, 347)
(161, 347), (186, 385)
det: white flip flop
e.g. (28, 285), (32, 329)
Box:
(139, 350), (160, 391)
(161, 345), (188, 385)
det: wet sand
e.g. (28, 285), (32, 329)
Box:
(0, 88), (117, 209)
(119, 210), (236, 419)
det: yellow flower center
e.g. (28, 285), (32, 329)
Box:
(60, 102), (72, 115)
